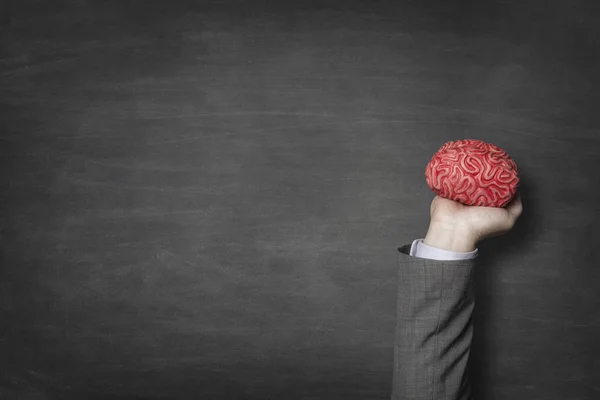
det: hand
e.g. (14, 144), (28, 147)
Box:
(426, 192), (523, 250)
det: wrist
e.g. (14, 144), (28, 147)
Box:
(423, 222), (477, 252)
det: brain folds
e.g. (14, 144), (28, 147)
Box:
(425, 139), (519, 207)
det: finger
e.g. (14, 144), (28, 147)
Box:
(506, 191), (523, 221)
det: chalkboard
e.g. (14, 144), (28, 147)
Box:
(1, 1), (599, 399)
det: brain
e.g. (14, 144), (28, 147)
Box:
(425, 139), (520, 208)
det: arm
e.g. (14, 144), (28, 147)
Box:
(392, 193), (523, 400)
(392, 224), (477, 400)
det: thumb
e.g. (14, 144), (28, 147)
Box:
(505, 191), (523, 224)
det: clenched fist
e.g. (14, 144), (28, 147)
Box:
(423, 191), (523, 252)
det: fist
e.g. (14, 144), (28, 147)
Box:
(429, 191), (524, 245)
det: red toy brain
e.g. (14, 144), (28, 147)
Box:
(425, 139), (519, 208)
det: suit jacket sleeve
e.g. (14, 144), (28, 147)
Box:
(391, 243), (476, 400)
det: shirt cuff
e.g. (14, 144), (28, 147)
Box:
(409, 238), (478, 261)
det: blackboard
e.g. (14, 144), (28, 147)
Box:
(1, 1), (599, 399)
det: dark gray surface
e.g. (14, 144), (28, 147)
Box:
(1, 1), (599, 399)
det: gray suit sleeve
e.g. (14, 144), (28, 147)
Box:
(391, 244), (475, 400)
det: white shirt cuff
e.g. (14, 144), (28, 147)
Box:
(409, 238), (478, 261)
